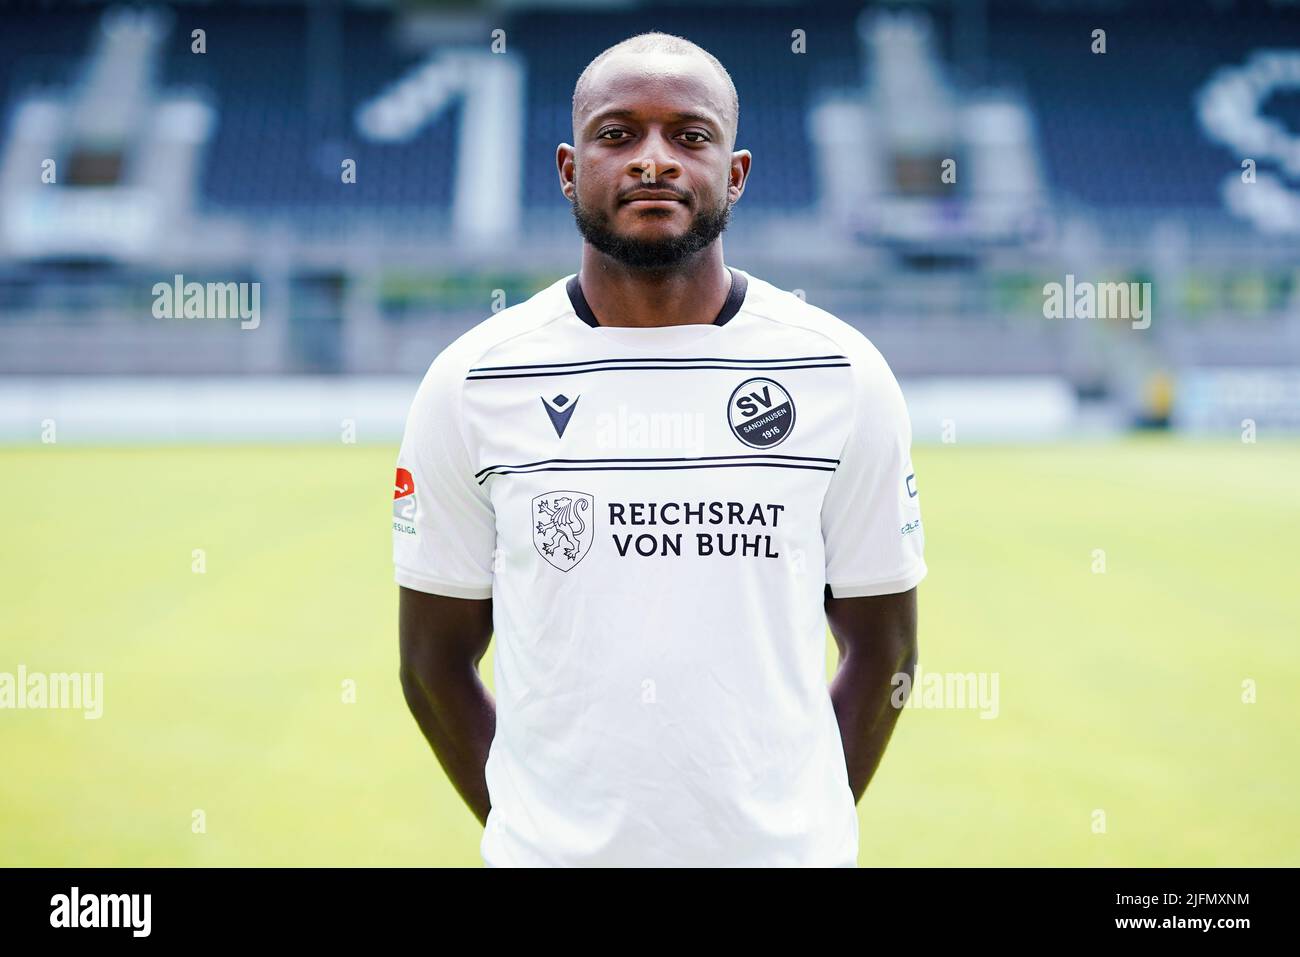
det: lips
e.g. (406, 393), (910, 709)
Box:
(622, 193), (685, 204)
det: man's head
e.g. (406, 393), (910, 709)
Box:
(559, 32), (751, 273)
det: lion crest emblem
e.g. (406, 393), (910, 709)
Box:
(532, 491), (595, 572)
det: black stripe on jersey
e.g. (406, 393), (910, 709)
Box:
(476, 453), (840, 483)
(468, 354), (848, 373)
(479, 462), (837, 483)
(475, 452), (839, 479)
(466, 362), (850, 381)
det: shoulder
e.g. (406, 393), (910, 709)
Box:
(411, 275), (574, 404)
(736, 268), (901, 392)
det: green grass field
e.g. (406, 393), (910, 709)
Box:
(2, 438), (1297, 866)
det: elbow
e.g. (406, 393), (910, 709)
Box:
(399, 633), (473, 710)
(890, 627), (919, 676)
(398, 635), (436, 707)
(398, 661), (423, 711)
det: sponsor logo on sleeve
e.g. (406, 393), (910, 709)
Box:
(902, 471), (921, 534)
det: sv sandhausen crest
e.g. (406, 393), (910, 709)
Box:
(532, 491), (595, 571)
(728, 377), (795, 448)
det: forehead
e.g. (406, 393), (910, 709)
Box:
(578, 51), (728, 129)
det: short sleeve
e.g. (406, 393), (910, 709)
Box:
(393, 352), (496, 599)
(821, 341), (927, 598)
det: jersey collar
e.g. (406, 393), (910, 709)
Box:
(566, 267), (748, 329)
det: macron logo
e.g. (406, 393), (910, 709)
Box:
(50, 887), (151, 937)
(541, 393), (579, 438)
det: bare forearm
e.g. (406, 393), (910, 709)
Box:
(400, 662), (496, 825)
(829, 644), (916, 802)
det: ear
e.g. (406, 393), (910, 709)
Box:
(557, 143), (577, 200)
(728, 149), (752, 204)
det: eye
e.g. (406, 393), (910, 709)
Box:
(597, 128), (630, 141)
(680, 131), (710, 144)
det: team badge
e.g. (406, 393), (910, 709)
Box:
(728, 377), (795, 448)
(532, 491), (594, 571)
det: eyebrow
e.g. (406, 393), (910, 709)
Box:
(587, 109), (721, 131)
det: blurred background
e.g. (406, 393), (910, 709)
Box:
(1, 0), (1297, 867)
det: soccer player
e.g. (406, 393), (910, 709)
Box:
(395, 32), (926, 867)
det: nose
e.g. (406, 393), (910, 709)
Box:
(626, 130), (681, 188)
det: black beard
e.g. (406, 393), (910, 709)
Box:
(570, 191), (732, 271)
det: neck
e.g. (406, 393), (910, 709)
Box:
(577, 247), (731, 328)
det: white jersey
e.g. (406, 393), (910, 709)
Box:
(393, 266), (926, 866)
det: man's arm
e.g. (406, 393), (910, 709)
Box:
(824, 585), (919, 803)
(398, 586), (496, 826)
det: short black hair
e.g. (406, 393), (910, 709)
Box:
(572, 31), (739, 150)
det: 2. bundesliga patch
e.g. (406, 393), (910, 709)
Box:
(394, 467), (417, 535)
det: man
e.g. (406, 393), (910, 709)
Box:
(395, 32), (926, 867)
